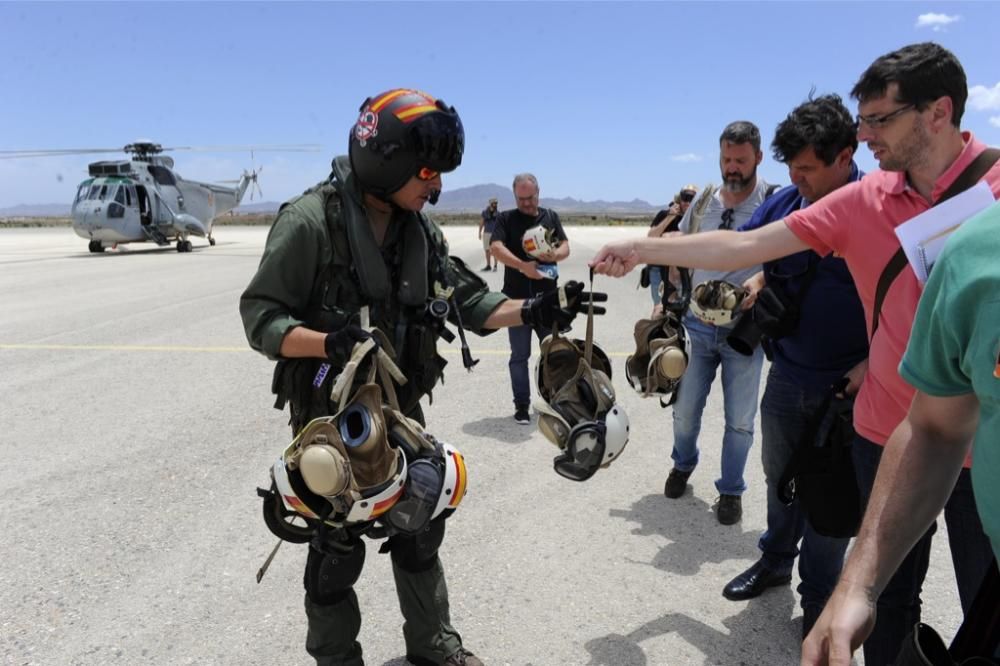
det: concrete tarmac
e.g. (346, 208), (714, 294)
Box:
(0, 226), (963, 665)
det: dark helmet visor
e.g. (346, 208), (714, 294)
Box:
(412, 103), (465, 173)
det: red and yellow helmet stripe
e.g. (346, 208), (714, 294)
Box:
(369, 89), (439, 124)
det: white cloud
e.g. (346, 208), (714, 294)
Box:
(915, 12), (960, 31)
(969, 83), (1000, 111)
(670, 153), (702, 163)
(990, 116), (1000, 128)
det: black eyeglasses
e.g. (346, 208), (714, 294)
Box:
(856, 103), (916, 130)
(680, 191), (696, 203)
(720, 208), (735, 230)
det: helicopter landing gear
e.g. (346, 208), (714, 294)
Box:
(88, 240), (105, 253)
(176, 239), (193, 253)
(208, 236), (216, 246)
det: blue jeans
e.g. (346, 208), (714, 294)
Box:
(758, 366), (849, 613)
(508, 325), (543, 407)
(852, 436), (995, 666)
(648, 267), (663, 306)
(670, 317), (765, 496)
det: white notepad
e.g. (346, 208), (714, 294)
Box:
(894, 182), (995, 283)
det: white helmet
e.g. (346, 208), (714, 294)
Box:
(521, 224), (561, 259)
(690, 280), (747, 326)
(533, 334), (630, 481)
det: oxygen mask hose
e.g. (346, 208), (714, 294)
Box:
(448, 295), (479, 371)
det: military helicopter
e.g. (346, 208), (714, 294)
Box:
(0, 141), (319, 253)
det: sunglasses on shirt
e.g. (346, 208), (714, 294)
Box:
(720, 208), (736, 230)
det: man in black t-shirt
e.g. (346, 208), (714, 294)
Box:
(490, 173), (570, 424)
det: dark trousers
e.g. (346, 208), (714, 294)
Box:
(852, 435), (995, 666)
(758, 367), (849, 613)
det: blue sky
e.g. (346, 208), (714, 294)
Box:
(2, 1), (999, 209)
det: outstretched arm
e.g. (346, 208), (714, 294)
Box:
(801, 390), (978, 665)
(591, 220), (810, 277)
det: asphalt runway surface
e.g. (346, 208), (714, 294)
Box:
(0, 226), (963, 666)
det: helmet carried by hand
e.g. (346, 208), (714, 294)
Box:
(349, 89), (464, 198)
(690, 280), (747, 326)
(521, 224), (561, 259)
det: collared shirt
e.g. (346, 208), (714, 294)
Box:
(785, 133), (1000, 447)
(678, 179), (769, 329)
(739, 163), (868, 388)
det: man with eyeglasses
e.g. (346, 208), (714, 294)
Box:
(720, 95), (868, 641)
(660, 120), (774, 526)
(241, 89), (600, 666)
(591, 42), (999, 665)
(490, 173), (571, 425)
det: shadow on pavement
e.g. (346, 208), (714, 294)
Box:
(461, 416), (535, 443)
(583, 586), (800, 666)
(609, 493), (761, 577)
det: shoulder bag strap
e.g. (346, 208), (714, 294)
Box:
(870, 147), (1000, 340)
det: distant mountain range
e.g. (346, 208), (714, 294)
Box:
(0, 183), (665, 218)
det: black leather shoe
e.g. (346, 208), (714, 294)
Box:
(722, 559), (792, 601)
(663, 468), (692, 498)
(715, 494), (742, 525)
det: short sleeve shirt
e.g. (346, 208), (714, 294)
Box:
(481, 207), (499, 234)
(678, 180), (768, 328)
(490, 207), (567, 299)
(784, 133), (1000, 445)
(899, 200), (1000, 559)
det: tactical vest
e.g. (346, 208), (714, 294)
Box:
(273, 178), (452, 431)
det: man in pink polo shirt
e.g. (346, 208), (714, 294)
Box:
(591, 42), (999, 665)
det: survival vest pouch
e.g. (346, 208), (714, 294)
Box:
(625, 312), (690, 406)
(776, 378), (861, 538)
(533, 274), (630, 481)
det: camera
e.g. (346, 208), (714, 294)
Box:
(726, 310), (763, 356)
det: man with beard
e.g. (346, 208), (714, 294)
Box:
(660, 121), (773, 526)
(591, 43), (998, 665)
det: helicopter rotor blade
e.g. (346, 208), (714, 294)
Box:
(0, 148), (126, 160)
(160, 144), (322, 153)
(0, 144), (322, 160)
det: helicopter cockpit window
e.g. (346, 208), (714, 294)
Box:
(87, 184), (102, 200)
(124, 185), (134, 207)
(108, 186), (126, 218)
(147, 165), (177, 186)
(74, 183), (91, 204)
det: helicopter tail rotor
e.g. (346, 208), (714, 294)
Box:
(249, 168), (264, 201)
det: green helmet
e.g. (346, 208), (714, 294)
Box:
(348, 89), (465, 198)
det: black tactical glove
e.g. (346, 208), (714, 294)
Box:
(324, 325), (376, 361)
(521, 280), (608, 332)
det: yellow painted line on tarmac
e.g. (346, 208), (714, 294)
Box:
(1, 343), (630, 356)
(0, 343), (249, 353)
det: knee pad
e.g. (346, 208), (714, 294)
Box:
(303, 540), (366, 606)
(389, 515), (446, 573)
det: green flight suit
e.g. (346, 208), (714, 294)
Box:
(240, 161), (505, 665)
